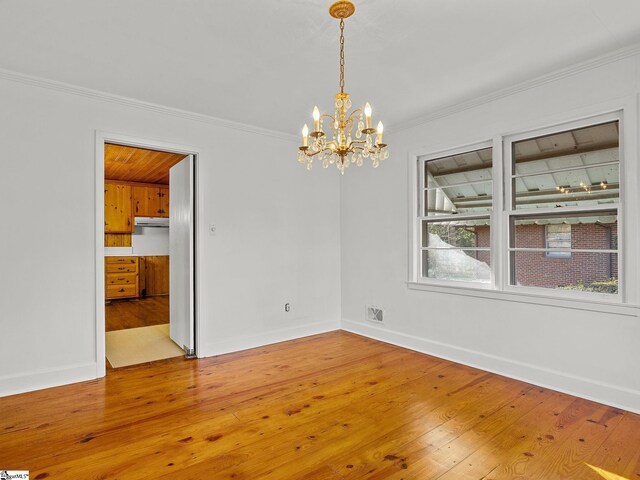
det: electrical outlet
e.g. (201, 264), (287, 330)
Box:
(284, 303), (291, 312)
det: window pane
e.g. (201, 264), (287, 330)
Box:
(424, 182), (492, 216)
(511, 213), (617, 250)
(422, 220), (490, 250)
(422, 249), (491, 283)
(513, 121), (618, 169)
(425, 147), (492, 181)
(423, 147), (492, 216)
(511, 251), (618, 293)
(512, 121), (619, 210)
(513, 164), (619, 210)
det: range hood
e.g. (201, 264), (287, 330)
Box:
(134, 216), (169, 227)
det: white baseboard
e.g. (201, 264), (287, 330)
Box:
(342, 319), (640, 415)
(199, 320), (341, 358)
(0, 362), (98, 397)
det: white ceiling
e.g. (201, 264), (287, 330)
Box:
(2, 0), (640, 135)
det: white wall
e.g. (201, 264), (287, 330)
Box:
(0, 73), (341, 395)
(340, 49), (640, 413)
(3, 47), (640, 414)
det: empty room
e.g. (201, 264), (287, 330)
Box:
(1, 1), (640, 479)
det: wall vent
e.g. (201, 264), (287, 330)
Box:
(366, 305), (385, 323)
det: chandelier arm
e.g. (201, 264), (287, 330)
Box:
(303, 148), (329, 158)
(345, 108), (363, 134)
(350, 143), (383, 151)
(320, 113), (336, 122)
(345, 117), (355, 133)
(345, 108), (362, 122)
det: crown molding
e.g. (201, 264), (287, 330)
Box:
(0, 68), (298, 142)
(3, 41), (640, 141)
(391, 42), (640, 134)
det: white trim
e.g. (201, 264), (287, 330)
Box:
(95, 135), (105, 376)
(391, 42), (640, 133)
(415, 140), (495, 287)
(407, 152), (419, 283)
(509, 204), (619, 217)
(492, 134), (505, 291)
(199, 321), (340, 358)
(95, 132), (203, 376)
(406, 281), (637, 316)
(420, 213), (491, 223)
(0, 68), (296, 142)
(504, 111), (622, 143)
(508, 248), (617, 254)
(342, 320), (640, 414)
(0, 362), (97, 397)
(194, 155), (204, 359)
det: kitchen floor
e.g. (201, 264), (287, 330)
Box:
(105, 296), (169, 331)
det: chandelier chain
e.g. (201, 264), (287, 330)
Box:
(339, 18), (345, 94)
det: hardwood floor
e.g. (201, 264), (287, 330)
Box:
(1, 331), (638, 479)
(106, 295), (169, 331)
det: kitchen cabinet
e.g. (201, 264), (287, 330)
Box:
(133, 186), (169, 218)
(140, 256), (169, 296)
(158, 187), (169, 218)
(104, 183), (133, 233)
(105, 256), (139, 300)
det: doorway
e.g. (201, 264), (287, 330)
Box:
(95, 133), (198, 375)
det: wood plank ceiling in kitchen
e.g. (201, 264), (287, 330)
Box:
(104, 144), (187, 184)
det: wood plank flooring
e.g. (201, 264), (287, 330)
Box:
(0, 331), (638, 479)
(106, 295), (169, 331)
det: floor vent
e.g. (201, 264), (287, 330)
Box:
(366, 305), (385, 324)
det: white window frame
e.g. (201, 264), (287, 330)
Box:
(503, 111), (623, 302)
(414, 140), (496, 290)
(407, 108), (635, 310)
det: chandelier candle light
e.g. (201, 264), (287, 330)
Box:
(297, 1), (389, 174)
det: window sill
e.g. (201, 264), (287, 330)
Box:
(406, 281), (638, 317)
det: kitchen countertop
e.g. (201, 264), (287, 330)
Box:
(104, 248), (167, 257)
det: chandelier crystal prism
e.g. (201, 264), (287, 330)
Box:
(297, 1), (389, 175)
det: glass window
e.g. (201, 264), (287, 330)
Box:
(413, 114), (622, 299)
(508, 120), (620, 294)
(419, 147), (492, 284)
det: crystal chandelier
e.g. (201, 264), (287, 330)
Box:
(297, 1), (389, 175)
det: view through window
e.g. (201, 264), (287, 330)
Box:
(508, 120), (620, 294)
(419, 146), (493, 284)
(416, 116), (620, 296)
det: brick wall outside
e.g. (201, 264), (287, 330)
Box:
(476, 227), (491, 266)
(474, 223), (617, 288)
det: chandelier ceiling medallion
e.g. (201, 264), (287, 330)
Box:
(297, 1), (389, 174)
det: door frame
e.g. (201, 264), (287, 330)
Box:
(95, 131), (202, 377)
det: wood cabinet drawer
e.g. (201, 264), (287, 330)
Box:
(106, 273), (137, 286)
(106, 284), (138, 299)
(106, 263), (138, 274)
(106, 256), (137, 264)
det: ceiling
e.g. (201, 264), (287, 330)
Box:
(104, 144), (186, 184)
(2, 1), (640, 135)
